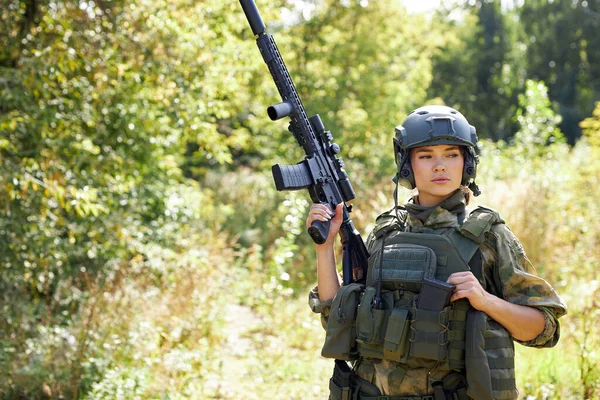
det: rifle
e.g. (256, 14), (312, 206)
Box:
(239, 0), (369, 284)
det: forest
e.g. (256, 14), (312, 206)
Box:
(1, 0), (599, 398)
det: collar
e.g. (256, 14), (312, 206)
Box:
(404, 190), (467, 231)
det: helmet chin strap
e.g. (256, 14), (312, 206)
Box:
(392, 173), (399, 207)
(392, 173), (402, 222)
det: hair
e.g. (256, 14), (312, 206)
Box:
(460, 185), (472, 205)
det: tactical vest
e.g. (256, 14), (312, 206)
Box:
(322, 206), (519, 400)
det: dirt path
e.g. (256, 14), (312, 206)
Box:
(201, 297), (331, 399)
(202, 303), (264, 398)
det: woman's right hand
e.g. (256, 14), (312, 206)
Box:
(305, 202), (344, 247)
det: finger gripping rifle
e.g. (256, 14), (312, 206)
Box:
(239, 0), (369, 284)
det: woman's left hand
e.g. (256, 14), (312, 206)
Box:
(447, 271), (546, 341)
(447, 271), (490, 312)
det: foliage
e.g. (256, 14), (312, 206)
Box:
(0, 0), (247, 396)
(518, 0), (600, 143)
(429, 0), (600, 144)
(288, 0), (436, 177)
(580, 101), (600, 148)
(504, 79), (565, 166)
(429, 0), (525, 141)
(475, 83), (600, 399)
(1, 0), (600, 398)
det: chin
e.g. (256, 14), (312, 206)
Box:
(425, 186), (460, 198)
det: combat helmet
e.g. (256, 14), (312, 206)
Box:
(393, 105), (481, 196)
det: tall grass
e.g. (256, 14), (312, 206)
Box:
(477, 138), (600, 399)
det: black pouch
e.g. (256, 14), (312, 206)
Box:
(408, 278), (454, 362)
(417, 277), (455, 311)
(328, 359), (353, 400)
(321, 283), (364, 361)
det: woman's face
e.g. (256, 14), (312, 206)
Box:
(410, 144), (464, 207)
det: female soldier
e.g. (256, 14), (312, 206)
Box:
(307, 106), (567, 400)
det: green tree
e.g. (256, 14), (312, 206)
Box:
(278, 0), (437, 181)
(509, 80), (565, 160)
(518, 0), (600, 143)
(428, 0), (525, 141)
(0, 0), (285, 395)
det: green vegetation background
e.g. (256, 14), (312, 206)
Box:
(1, 0), (599, 398)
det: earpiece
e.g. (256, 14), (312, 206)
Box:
(461, 147), (478, 186)
(396, 150), (416, 189)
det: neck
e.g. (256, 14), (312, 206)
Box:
(416, 192), (453, 208)
(405, 189), (467, 225)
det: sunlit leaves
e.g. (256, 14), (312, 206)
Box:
(288, 0), (435, 175)
(511, 79), (565, 157)
(580, 101), (600, 148)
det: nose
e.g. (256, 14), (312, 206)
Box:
(433, 162), (446, 173)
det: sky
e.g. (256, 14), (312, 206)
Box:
(401, 0), (452, 14)
(401, 0), (522, 14)
(282, 0), (523, 25)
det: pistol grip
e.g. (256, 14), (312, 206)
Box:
(308, 219), (330, 245)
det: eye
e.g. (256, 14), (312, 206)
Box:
(418, 155), (432, 159)
(447, 152), (460, 158)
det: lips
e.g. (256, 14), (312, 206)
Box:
(431, 177), (450, 183)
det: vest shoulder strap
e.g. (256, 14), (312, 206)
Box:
(372, 206), (407, 239)
(452, 206), (504, 285)
(459, 206), (505, 244)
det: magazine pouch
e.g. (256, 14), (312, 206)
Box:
(321, 283), (365, 361)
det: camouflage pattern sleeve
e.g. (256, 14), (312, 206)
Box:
(308, 285), (333, 330)
(520, 306), (561, 348)
(484, 223), (568, 348)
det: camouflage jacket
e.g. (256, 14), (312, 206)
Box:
(309, 203), (567, 395)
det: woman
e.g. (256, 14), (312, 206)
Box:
(307, 106), (567, 400)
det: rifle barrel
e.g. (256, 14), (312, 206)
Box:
(239, 0), (265, 36)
